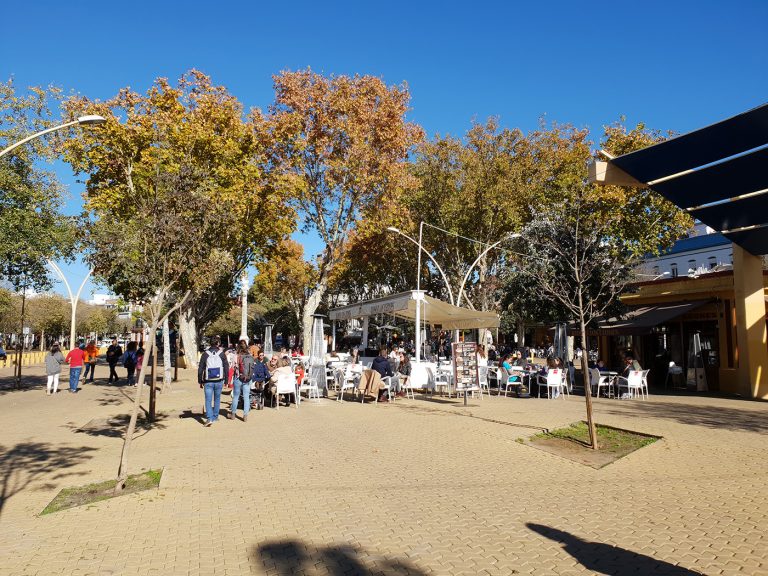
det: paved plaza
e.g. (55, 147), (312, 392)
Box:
(0, 362), (766, 576)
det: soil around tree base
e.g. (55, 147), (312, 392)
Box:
(524, 422), (660, 469)
(41, 469), (163, 515)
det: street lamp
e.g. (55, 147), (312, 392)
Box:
(386, 227), (455, 304)
(455, 233), (521, 307)
(48, 261), (92, 349)
(0, 115), (106, 158)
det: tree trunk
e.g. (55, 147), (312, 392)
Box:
(516, 320), (525, 348)
(115, 327), (155, 492)
(162, 316), (172, 387)
(302, 280), (327, 353)
(580, 315), (598, 450)
(179, 301), (198, 368)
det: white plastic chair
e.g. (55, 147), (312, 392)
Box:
(298, 374), (321, 403)
(589, 368), (613, 398)
(274, 372), (298, 409)
(505, 368), (527, 397)
(477, 366), (490, 398)
(338, 365), (361, 402)
(616, 370), (646, 399)
(377, 376), (394, 404)
(433, 369), (451, 397)
(538, 368), (567, 399)
(401, 375), (418, 399)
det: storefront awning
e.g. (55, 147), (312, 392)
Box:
(328, 291), (500, 330)
(589, 300), (711, 336)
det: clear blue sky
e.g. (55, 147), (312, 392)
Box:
(3, 0), (766, 298)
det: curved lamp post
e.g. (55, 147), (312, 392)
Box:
(0, 115), (106, 158)
(456, 233), (521, 307)
(386, 226), (455, 304)
(48, 261), (92, 349)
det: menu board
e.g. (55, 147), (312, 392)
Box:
(452, 342), (478, 392)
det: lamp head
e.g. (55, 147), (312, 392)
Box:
(386, 226), (400, 233)
(77, 115), (107, 126)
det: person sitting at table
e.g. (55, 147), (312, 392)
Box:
(596, 359), (610, 372)
(267, 357), (295, 406)
(396, 352), (410, 397)
(348, 347), (360, 364)
(371, 347), (393, 401)
(487, 345), (498, 362)
(250, 350), (270, 410)
(621, 353), (641, 376)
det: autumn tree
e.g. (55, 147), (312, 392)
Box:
(60, 71), (293, 366)
(263, 69), (423, 348)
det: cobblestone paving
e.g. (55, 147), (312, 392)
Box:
(0, 363), (766, 575)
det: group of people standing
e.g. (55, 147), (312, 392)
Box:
(42, 338), (144, 394)
(198, 336), (296, 427)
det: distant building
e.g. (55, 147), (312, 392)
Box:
(640, 223), (733, 279)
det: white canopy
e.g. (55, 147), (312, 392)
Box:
(329, 291), (500, 330)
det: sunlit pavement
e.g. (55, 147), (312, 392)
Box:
(0, 362), (766, 575)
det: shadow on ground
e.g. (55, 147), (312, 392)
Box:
(253, 539), (427, 575)
(0, 442), (95, 518)
(66, 412), (168, 439)
(603, 400), (768, 433)
(526, 523), (704, 575)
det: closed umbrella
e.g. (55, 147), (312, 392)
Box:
(263, 324), (274, 356)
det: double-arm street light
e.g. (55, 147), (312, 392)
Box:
(0, 115), (106, 158)
(387, 223), (521, 362)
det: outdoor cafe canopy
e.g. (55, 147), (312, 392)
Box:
(328, 291), (500, 330)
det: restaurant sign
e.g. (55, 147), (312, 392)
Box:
(452, 342), (478, 394)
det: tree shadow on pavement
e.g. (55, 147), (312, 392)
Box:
(253, 539), (427, 575)
(602, 400), (768, 433)
(526, 523), (704, 575)
(66, 412), (168, 439)
(0, 442), (95, 519)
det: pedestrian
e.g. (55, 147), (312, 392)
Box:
(106, 338), (123, 383)
(251, 350), (270, 410)
(122, 342), (138, 386)
(228, 340), (254, 421)
(84, 340), (99, 383)
(65, 343), (87, 393)
(45, 342), (66, 395)
(198, 335), (228, 427)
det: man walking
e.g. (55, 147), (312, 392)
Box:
(84, 340), (99, 383)
(198, 336), (228, 427)
(106, 339), (123, 384)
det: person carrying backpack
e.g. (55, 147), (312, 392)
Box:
(122, 342), (139, 386)
(198, 335), (228, 427)
(228, 340), (254, 422)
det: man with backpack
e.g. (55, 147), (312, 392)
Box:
(198, 335), (229, 427)
(228, 340), (254, 422)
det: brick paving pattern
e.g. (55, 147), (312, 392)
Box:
(0, 362), (766, 575)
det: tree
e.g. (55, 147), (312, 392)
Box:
(263, 69), (423, 348)
(1, 79), (74, 386)
(75, 157), (232, 490)
(59, 70), (293, 366)
(507, 123), (691, 448)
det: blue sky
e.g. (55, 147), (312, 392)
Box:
(2, 0), (767, 298)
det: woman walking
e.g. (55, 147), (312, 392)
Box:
(45, 343), (66, 395)
(65, 343), (87, 393)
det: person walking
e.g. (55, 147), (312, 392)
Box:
(198, 336), (228, 427)
(106, 339), (123, 384)
(65, 343), (87, 393)
(45, 343), (66, 395)
(122, 342), (139, 386)
(228, 340), (254, 422)
(84, 340), (99, 383)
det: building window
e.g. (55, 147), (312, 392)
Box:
(671, 263), (678, 278)
(688, 259), (697, 273)
(708, 256), (717, 269)
(653, 266), (660, 275)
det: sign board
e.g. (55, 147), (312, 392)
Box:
(452, 342), (478, 392)
(23, 327), (30, 335)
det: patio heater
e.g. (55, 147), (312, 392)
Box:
(263, 324), (274, 356)
(310, 314), (327, 393)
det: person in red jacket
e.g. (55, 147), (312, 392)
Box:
(65, 344), (87, 393)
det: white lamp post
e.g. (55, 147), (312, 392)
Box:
(239, 271), (249, 343)
(455, 233), (521, 307)
(48, 261), (92, 349)
(0, 115), (106, 158)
